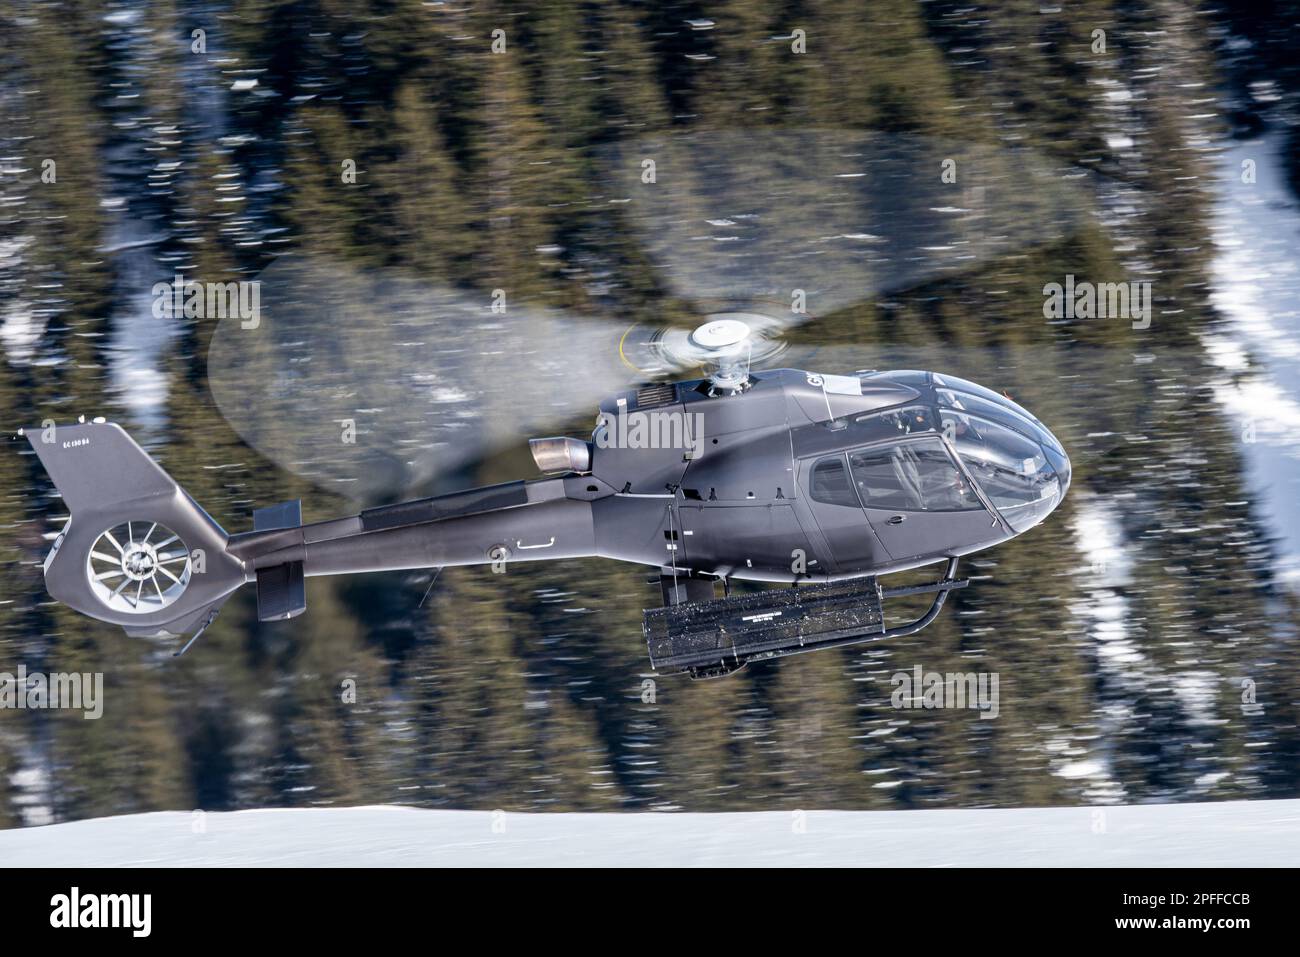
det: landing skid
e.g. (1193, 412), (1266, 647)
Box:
(644, 558), (968, 679)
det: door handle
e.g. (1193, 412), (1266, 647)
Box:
(887, 515), (906, 525)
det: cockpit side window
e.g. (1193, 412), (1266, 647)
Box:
(848, 438), (982, 512)
(809, 455), (861, 508)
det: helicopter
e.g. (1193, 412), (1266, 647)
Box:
(21, 313), (1069, 679)
(21, 131), (1103, 678)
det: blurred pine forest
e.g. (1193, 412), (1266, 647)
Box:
(2, 0), (1300, 826)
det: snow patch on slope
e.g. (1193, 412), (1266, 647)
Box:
(2, 800), (1298, 867)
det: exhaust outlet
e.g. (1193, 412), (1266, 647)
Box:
(529, 436), (591, 474)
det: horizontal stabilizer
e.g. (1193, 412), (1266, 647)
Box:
(254, 499), (302, 533)
(254, 500), (305, 621)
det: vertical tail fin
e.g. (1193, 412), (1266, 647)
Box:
(24, 421), (248, 638)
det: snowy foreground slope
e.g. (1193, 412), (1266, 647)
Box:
(2, 800), (1296, 867)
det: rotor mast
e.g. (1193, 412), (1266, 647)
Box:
(690, 316), (753, 394)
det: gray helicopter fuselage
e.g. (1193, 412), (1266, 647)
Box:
(587, 368), (929, 581)
(585, 367), (1034, 583)
(25, 367), (1069, 641)
(235, 367), (1067, 587)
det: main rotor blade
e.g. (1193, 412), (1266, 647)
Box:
(600, 130), (1104, 327)
(207, 255), (633, 501)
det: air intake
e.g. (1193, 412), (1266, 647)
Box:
(635, 382), (678, 408)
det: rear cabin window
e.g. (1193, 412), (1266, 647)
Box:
(809, 456), (860, 508)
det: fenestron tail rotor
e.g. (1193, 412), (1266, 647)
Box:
(24, 421), (247, 641)
(86, 521), (193, 614)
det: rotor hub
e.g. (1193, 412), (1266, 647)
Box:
(690, 317), (751, 352)
(626, 308), (789, 393)
(122, 543), (159, 581)
(691, 315), (759, 393)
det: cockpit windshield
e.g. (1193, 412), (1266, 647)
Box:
(940, 410), (1060, 531)
(935, 385), (1064, 454)
(932, 374), (1047, 429)
(846, 373), (1070, 533)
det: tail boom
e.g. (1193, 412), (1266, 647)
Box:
(229, 479), (599, 578)
(25, 421), (603, 640)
